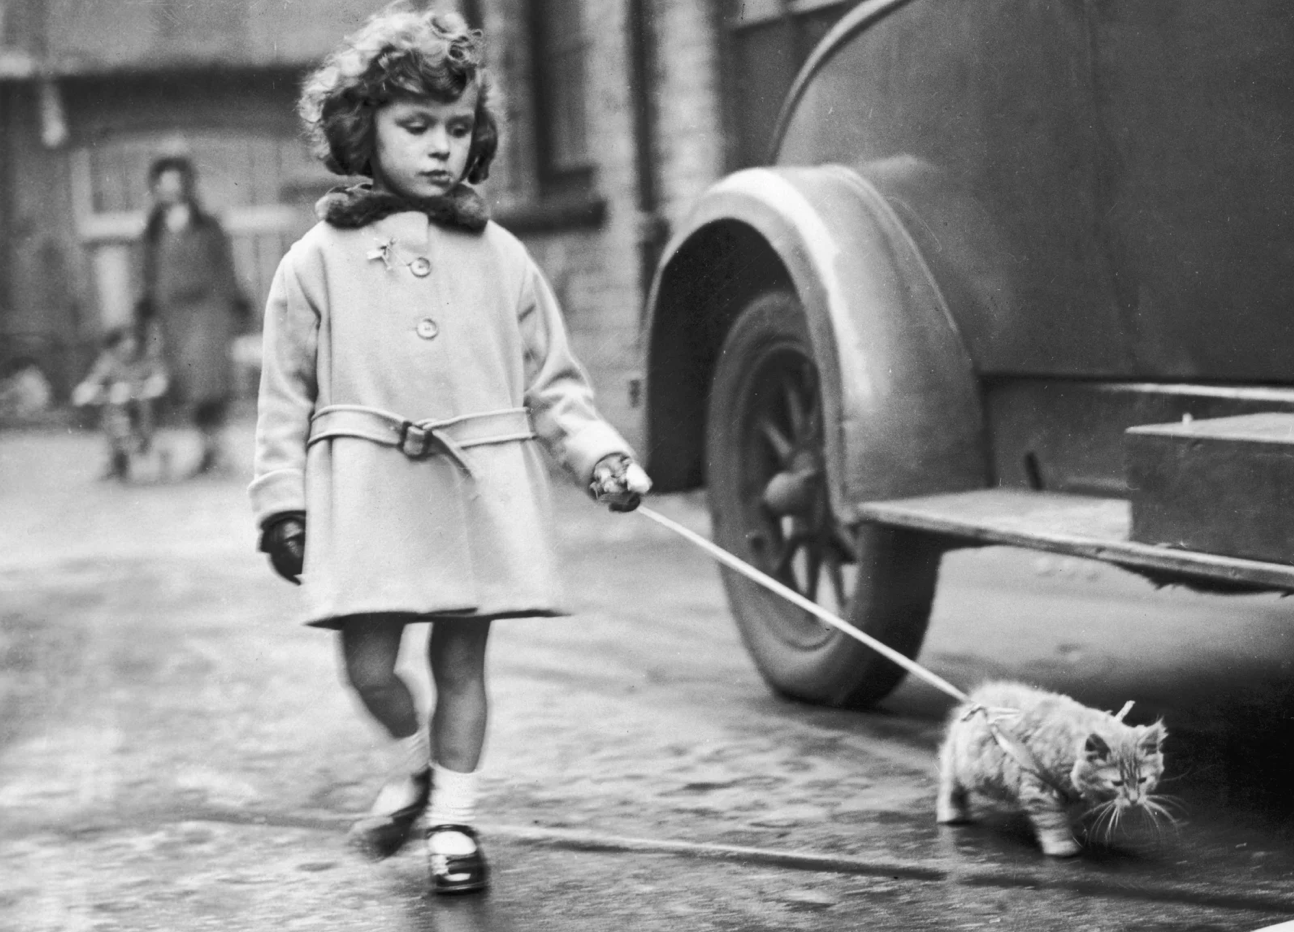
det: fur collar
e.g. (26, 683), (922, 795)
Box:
(316, 183), (489, 233)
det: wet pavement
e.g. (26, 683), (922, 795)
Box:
(3, 421), (1294, 930)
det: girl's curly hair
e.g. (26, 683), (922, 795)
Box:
(299, 6), (498, 184)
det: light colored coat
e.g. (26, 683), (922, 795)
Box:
(249, 211), (631, 627)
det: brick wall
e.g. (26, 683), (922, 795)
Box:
(39, 0), (382, 71)
(478, 0), (726, 450)
(0, 0), (731, 432)
(654, 0), (726, 230)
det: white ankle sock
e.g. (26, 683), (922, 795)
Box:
(427, 763), (479, 855)
(365, 731), (429, 816)
(428, 763), (478, 824)
(397, 730), (429, 776)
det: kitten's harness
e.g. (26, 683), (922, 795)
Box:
(961, 701), (1134, 803)
(635, 506), (1134, 800)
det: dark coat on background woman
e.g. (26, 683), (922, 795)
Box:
(138, 209), (246, 409)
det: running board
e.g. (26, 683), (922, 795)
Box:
(858, 489), (1294, 591)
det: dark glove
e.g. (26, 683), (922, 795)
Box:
(259, 511), (306, 585)
(589, 454), (652, 513)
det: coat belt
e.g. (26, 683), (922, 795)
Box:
(307, 404), (535, 476)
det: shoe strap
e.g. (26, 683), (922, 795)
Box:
(427, 823), (479, 840)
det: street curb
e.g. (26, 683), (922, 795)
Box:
(20, 805), (1290, 917)
(493, 823), (1294, 916)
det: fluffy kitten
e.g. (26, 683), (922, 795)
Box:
(936, 680), (1169, 857)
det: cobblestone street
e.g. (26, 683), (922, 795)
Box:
(4, 422), (1294, 930)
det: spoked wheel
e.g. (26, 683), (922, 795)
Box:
(706, 289), (942, 708)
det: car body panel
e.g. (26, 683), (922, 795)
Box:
(774, 0), (1294, 382)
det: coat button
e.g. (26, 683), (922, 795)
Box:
(410, 257), (432, 277)
(416, 318), (439, 340)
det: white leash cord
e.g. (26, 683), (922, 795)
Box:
(636, 504), (1138, 795)
(636, 505), (973, 706)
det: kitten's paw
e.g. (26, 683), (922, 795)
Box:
(1039, 837), (1082, 858)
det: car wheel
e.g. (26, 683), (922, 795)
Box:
(705, 289), (941, 708)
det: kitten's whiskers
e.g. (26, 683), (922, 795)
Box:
(1089, 799), (1119, 844)
(1145, 793), (1187, 817)
(1139, 796), (1183, 841)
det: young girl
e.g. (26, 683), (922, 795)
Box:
(250, 7), (650, 895)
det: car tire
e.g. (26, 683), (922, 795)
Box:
(705, 288), (942, 708)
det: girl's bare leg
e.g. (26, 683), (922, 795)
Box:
(340, 614), (419, 740)
(341, 614), (431, 859)
(428, 619), (492, 771)
(424, 619), (492, 892)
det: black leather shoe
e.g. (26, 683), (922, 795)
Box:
(347, 767), (431, 860)
(427, 824), (489, 894)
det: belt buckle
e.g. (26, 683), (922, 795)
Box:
(398, 421), (435, 459)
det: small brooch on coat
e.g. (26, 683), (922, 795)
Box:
(367, 236), (397, 271)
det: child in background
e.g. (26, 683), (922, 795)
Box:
(249, 6), (650, 895)
(73, 324), (169, 480)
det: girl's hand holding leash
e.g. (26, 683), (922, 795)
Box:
(590, 454), (652, 512)
(259, 512), (307, 584)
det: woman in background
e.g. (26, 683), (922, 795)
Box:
(137, 155), (248, 475)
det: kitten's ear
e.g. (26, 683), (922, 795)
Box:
(1084, 734), (1112, 760)
(1138, 722), (1166, 753)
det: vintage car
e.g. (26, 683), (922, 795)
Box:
(641, 0), (1294, 708)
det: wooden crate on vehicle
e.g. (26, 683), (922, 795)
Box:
(1126, 413), (1294, 564)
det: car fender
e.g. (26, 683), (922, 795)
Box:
(644, 163), (988, 519)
